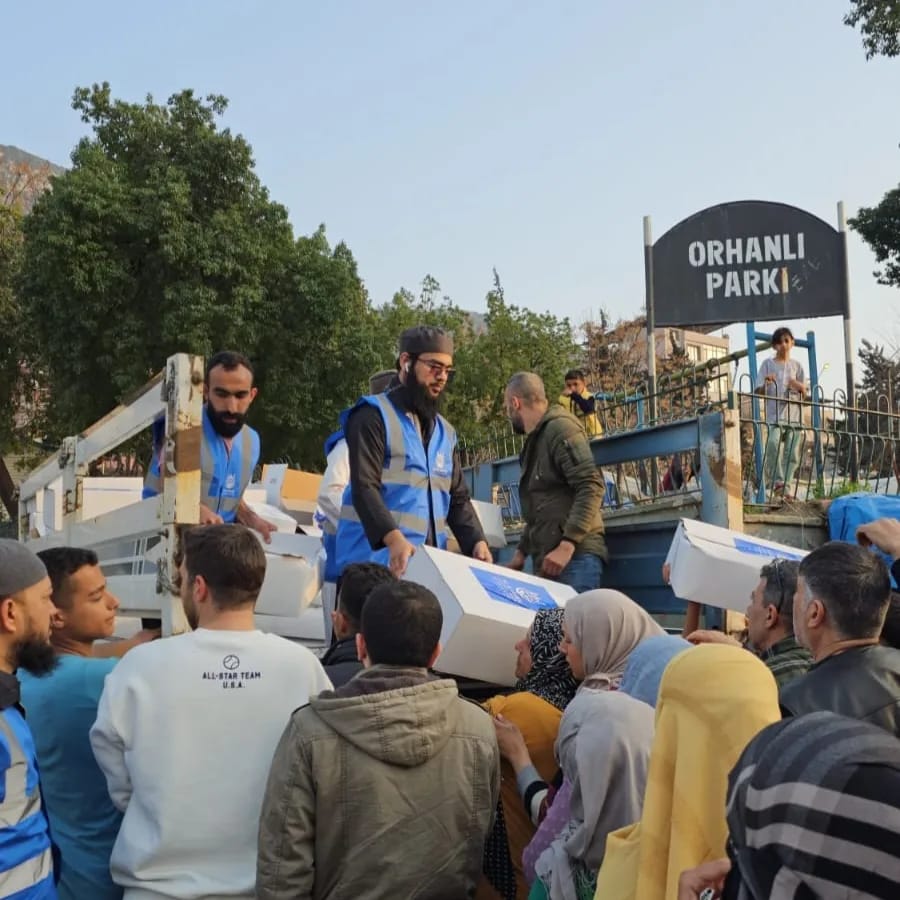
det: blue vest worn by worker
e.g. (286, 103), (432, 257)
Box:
(334, 392), (455, 572)
(141, 407), (260, 523)
(0, 707), (57, 899)
(320, 428), (345, 583)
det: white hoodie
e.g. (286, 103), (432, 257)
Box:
(90, 629), (331, 900)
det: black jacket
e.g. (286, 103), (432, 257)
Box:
(780, 643), (900, 738)
(321, 638), (363, 689)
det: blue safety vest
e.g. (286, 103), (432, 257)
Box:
(142, 407), (260, 523)
(334, 393), (455, 572)
(0, 708), (57, 899)
(320, 429), (345, 583)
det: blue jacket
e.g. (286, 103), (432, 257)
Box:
(320, 429), (345, 583)
(142, 407), (260, 522)
(334, 393), (455, 572)
(0, 696), (57, 899)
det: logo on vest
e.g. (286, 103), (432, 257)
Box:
(434, 451), (450, 476)
(224, 473), (237, 492)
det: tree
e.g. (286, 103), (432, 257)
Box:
(856, 338), (900, 478)
(844, 0), (900, 59)
(16, 83), (378, 469)
(850, 187), (900, 291)
(0, 205), (26, 446)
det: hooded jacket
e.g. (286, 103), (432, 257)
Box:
(256, 666), (500, 900)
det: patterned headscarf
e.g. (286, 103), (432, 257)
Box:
(563, 590), (665, 691)
(516, 608), (579, 711)
(725, 711), (900, 899)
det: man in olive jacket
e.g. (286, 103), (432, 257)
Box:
(256, 580), (500, 900)
(505, 371), (607, 592)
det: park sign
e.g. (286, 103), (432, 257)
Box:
(649, 201), (848, 328)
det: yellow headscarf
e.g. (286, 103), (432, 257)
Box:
(593, 644), (781, 900)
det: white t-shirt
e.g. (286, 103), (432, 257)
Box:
(757, 357), (805, 424)
(91, 629), (332, 900)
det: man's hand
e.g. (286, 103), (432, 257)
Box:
(685, 629), (742, 648)
(246, 511), (276, 544)
(540, 541), (575, 578)
(506, 549), (526, 571)
(677, 858), (731, 899)
(492, 714), (531, 772)
(662, 562), (671, 584)
(384, 529), (416, 577)
(857, 518), (900, 558)
(199, 504), (224, 526)
(93, 628), (161, 659)
(471, 541), (492, 564)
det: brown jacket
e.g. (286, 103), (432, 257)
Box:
(518, 404), (607, 571)
(256, 666), (500, 900)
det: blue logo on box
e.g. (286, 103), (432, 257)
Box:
(471, 568), (559, 611)
(732, 538), (804, 561)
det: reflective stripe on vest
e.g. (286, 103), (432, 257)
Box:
(333, 392), (455, 572)
(0, 713), (54, 894)
(200, 423), (255, 520)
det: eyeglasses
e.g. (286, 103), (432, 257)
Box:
(415, 357), (456, 382)
(770, 558), (788, 611)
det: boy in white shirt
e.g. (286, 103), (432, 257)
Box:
(755, 326), (806, 499)
(91, 525), (331, 900)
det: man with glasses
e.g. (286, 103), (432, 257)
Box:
(687, 558), (812, 688)
(336, 326), (491, 576)
(754, 326), (806, 500)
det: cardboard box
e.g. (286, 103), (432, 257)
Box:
(255, 533), (323, 618)
(667, 518), (807, 613)
(404, 546), (575, 686)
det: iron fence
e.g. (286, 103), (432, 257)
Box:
(460, 361), (900, 520)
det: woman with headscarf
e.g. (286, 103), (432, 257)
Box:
(679, 711), (900, 900)
(496, 590), (663, 899)
(481, 608), (579, 899)
(594, 644), (781, 900)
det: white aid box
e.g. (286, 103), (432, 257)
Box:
(667, 518), (807, 613)
(255, 533), (323, 618)
(404, 546), (575, 686)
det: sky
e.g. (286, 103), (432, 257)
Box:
(6, 0), (900, 398)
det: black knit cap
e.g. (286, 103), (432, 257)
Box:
(399, 326), (454, 356)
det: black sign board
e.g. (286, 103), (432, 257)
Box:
(651, 201), (847, 328)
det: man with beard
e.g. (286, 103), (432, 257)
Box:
(0, 540), (59, 899)
(143, 351), (274, 541)
(504, 372), (606, 592)
(336, 326), (491, 576)
(90, 525), (330, 900)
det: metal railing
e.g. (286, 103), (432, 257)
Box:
(460, 361), (900, 517)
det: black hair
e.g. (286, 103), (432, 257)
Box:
(760, 558), (799, 626)
(881, 592), (900, 650)
(360, 580), (443, 667)
(36, 546), (99, 609)
(335, 562), (395, 631)
(771, 327), (794, 347)
(182, 524), (266, 609)
(799, 542), (891, 639)
(205, 351), (255, 384)
(564, 369), (586, 382)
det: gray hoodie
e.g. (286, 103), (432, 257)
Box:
(256, 666), (500, 900)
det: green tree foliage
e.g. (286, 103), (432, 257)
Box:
(0, 205), (25, 445)
(17, 84), (373, 469)
(850, 188), (900, 289)
(844, 0), (900, 59)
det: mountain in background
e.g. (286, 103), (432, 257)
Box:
(0, 144), (65, 213)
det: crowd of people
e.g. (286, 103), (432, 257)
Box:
(0, 512), (899, 899)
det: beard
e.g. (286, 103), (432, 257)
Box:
(181, 590), (199, 630)
(206, 405), (246, 438)
(404, 372), (443, 422)
(15, 635), (59, 677)
(510, 411), (527, 435)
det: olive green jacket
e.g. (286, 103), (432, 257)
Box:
(517, 404), (607, 570)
